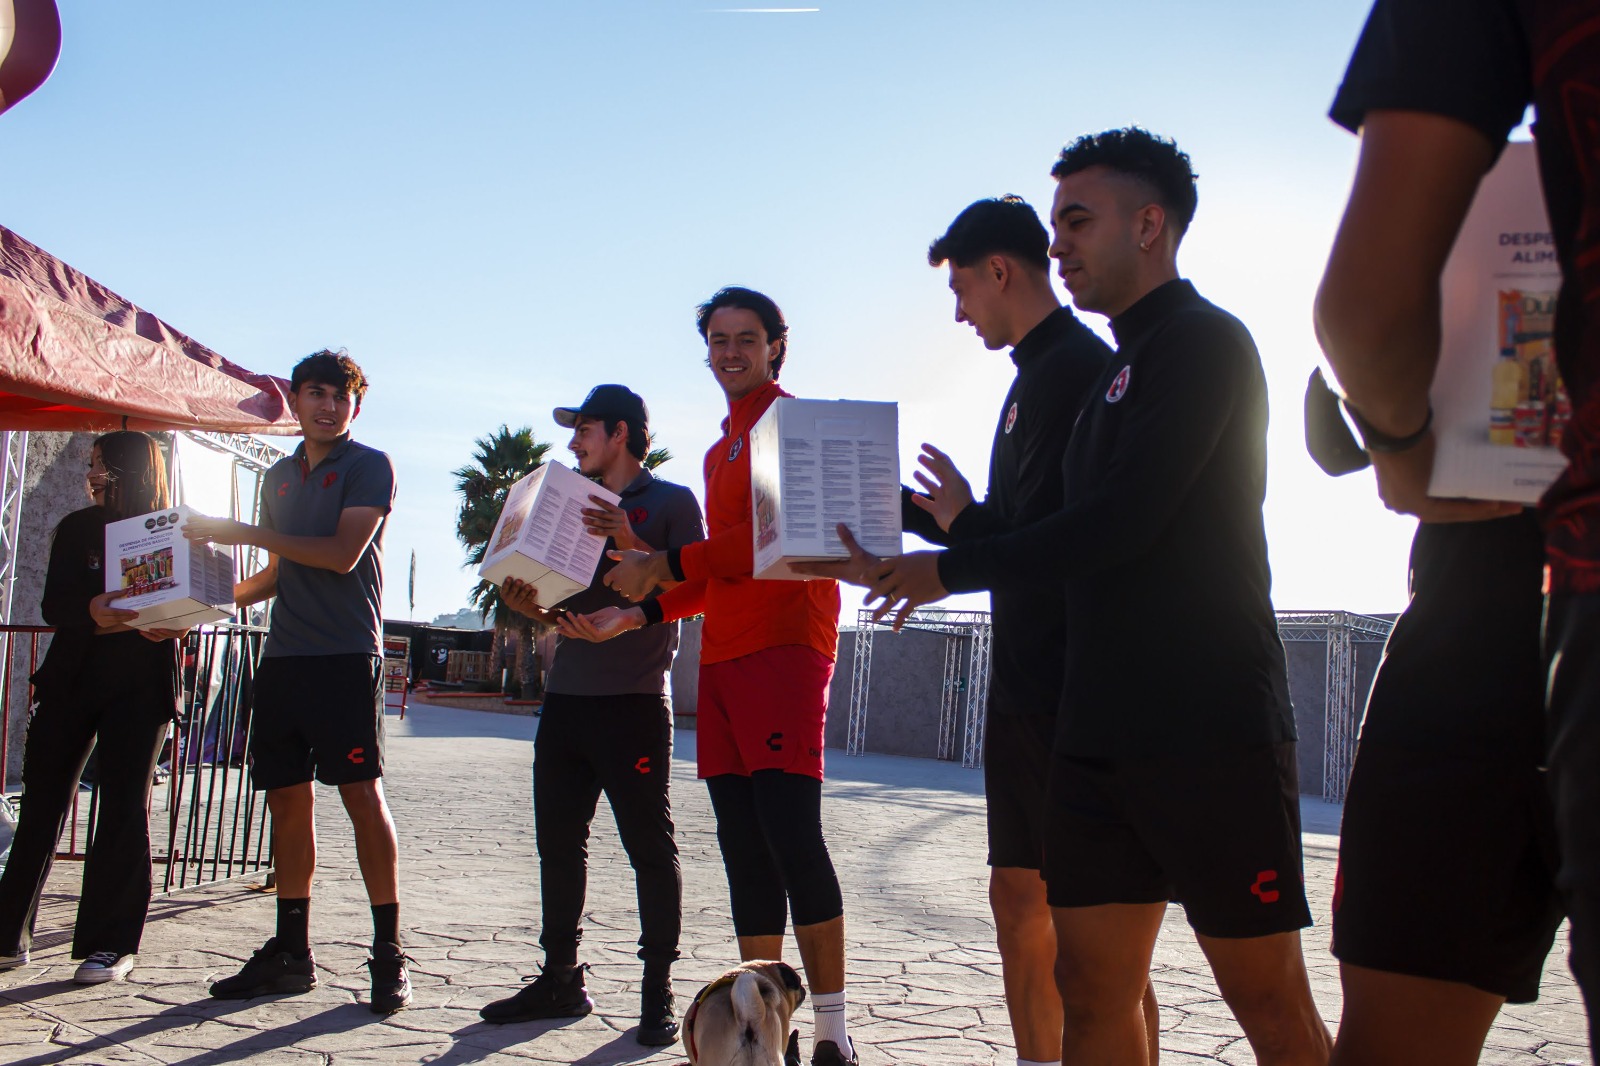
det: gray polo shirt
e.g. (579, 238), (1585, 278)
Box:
(544, 469), (704, 696)
(259, 437), (395, 659)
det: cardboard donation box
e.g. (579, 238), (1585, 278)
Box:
(1430, 141), (1569, 504)
(105, 505), (236, 630)
(478, 462), (621, 606)
(749, 398), (901, 580)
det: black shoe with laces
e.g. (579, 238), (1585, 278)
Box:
(812, 1038), (860, 1065)
(209, 938), (317, 999)
(479, 962), (594, 1024)
(367, 942), (414, 1014)
(637, 975), (678, 1046)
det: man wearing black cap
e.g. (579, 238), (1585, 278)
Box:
(479, 385), (705, 1048)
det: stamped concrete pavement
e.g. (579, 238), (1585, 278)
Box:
(0, 697), (1589, 1064)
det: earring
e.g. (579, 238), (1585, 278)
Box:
(1139, 241), (1150, 251)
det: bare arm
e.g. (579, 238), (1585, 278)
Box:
(1315, 109), (1518, 522)
(234, 553), (280, 608)
(185, 507), (386, 575)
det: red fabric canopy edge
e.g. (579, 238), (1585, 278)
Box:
(0, 224), (298, 434)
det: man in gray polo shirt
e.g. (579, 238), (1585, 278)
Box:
(479, 385), (704, 1049)
(184, 350), (411, 1015)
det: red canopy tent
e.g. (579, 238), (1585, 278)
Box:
(0, 225), (297, 434)
(2, 1), (294, 435)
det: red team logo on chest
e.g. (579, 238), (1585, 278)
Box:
(1106, 365), (1132, 403)
(629, 507), (649, 525)
(322, 471), (339, 488)
(1004, 402), (1019, 434)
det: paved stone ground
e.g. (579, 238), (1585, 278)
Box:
(0, 698), (1590, 1064)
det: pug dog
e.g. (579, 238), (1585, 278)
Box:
(683, 960), (807, 1066)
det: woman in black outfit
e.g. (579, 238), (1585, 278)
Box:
(0, 431), (185, 984)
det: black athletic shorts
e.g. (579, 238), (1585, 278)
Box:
(1333, 742), (1562, 1002)
(984, 711), (1051, 870)
(248, 653), (385, 791)
(1044, 742), (1313, 939)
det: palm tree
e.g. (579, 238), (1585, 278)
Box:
(453, 426), (551, 698)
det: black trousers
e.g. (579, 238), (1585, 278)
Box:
(0, 687), (170, 958)
(1547, 591), (1600, 1047)
(533, 692), (680, 970)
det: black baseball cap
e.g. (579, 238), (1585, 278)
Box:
(552, 384), (649, 431)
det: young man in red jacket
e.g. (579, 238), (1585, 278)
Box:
(562, 288), (858, 1066)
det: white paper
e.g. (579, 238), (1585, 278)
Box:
(751, 398), (901, 580)
(478, 462), (621, 607)
(1430, 141), (1570, 503)
(105, 505), (235, 629)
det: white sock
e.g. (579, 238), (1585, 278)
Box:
(812, 989), (852, 1057)
(1019, 1059), (1062, 1066)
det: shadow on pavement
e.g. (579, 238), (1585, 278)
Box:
(0, 998), (367, 1066)
(428, 1014), (598, 1065)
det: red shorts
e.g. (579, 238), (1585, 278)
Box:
(696, 645), (834, 780)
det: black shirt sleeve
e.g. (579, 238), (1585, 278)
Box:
(939, 312), (1249, 593)
(1330, 0), (1530, 146)
(41, 509), (101, 631)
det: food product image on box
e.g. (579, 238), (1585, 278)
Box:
(1429, 141), (1570, 504)
(748, 398), (901, 580)
(104, 505), (236, 630)
(478, 461), (621, 607)
(1489, 288), (1566, 449)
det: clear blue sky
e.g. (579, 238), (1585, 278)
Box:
(0, 0), (1415, 622)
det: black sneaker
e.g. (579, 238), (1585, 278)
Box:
(479, 963), (593, 1024)
(209, 938), (317, 999)
(367, 942), (414, 1014)
(812, 1038), (860, 1065)
(637, 975), (678, 1046)
(785, 1030), (802, 1066)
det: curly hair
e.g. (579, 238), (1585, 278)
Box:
(1051, 128), (1199, 235)
(290, 348), (370, 402)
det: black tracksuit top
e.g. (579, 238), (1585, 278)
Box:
(902, 306), (1112, 719)
(939, 280), (1296, 758)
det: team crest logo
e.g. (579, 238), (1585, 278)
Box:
(1106, 365), (1132, 403)
(322, 471), (339, 488)
(1004, 402), (1019, 434)
(277, 483), (289, 497)
(727, 437), (744, 462)
(629, 507), (649, 525)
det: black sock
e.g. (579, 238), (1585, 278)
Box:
(276, 897), (310, 956)
(372, 902), (400, 948)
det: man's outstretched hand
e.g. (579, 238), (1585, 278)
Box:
(555, 605), (645, 643)
(793, 525), (950, 631)
(861, 551), (948, 631)
(791, 524), (886, 587)
(909, 443), (974, 532)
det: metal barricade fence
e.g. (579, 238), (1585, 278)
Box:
(0, 621), (273, 893)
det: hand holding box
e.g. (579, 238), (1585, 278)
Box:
(749, 398), (901, 580)
(478, 462), (621, 607)
(105, 505), (236, 630)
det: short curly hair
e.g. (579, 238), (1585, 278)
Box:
(290, 348), (369, 402)
(1051, 128), (1199, 236)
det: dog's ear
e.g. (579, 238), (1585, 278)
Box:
(776, 961), (805, 1003)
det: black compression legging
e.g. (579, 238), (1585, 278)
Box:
(704, 770), (844, 936)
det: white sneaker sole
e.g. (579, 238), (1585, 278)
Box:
(75, 957), (135, 984)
